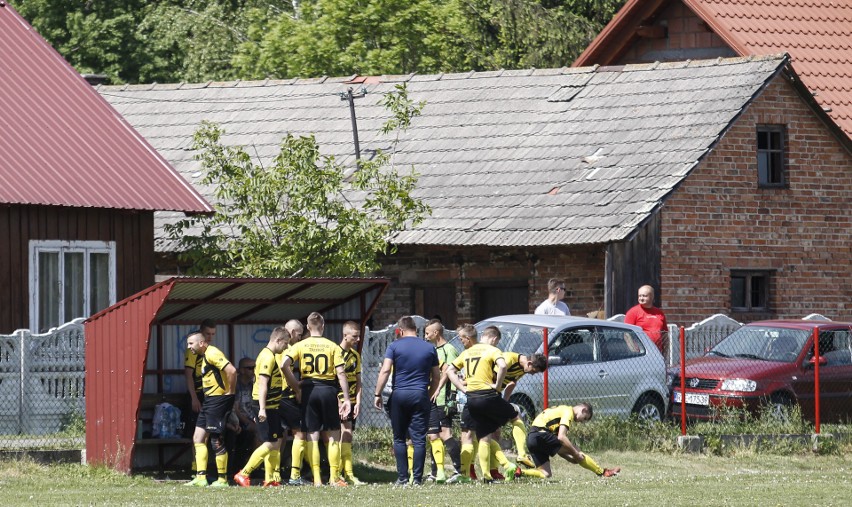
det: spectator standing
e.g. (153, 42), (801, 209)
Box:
(624, 285), (668, 353)
(185, 331), (237, 488)
(535, 279), (571, 315)
(374, 316), (440, 486)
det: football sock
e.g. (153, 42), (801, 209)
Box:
(477, 440), (492, 480)
(490, 440), (509, 467)
(328, 440), (341, 482)
(290, 437), (305, 480)
(266, 448), (281, 482)
(193, 443), (208, 476)
(215, 452), (228, 477)
(407, 444), (413, 479)
(341, 442), (354, 479)
(242, 445), (270, 475)
(579, 455), (604, 475)
(444, 437), (461, 472)
(430, 438), (446, 474)
(511, 419), (529, 456)
(521, 468), (547, 478)
(460, 443), (474, 477)
(306, 440), (321, 485)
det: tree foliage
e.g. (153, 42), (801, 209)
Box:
(13, 0), (625, 83)
(163, 84), (430, 277)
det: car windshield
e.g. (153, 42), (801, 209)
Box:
(474, 320), (552, 355)
(709, 326), (810, 363)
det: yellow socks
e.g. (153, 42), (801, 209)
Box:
(341, 442), (354, 479)
(477, 440), (492, 480)
(328, 440), (341, 482)
(520, 468), (547, 478)
(460, 443), (474, 477)
(579, 454), (604, 475)
(290, 437), (305, 480)
(242, 445), (270, 475)
(215, 452), (228, 477)
(490, 439), (509, 467)
(430, 438), (446, 480)
(193, 443), (208, 476)
(306, 440), (321, 485)
(511, 419), (529, 456)
(265, 449), (281, 483)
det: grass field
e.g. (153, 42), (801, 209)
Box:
(1, 449), (850, 506)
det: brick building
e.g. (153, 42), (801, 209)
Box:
(573, 0), (852, 325)
(99, 54), (851, 329)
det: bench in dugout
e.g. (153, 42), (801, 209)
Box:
(135, 393), (193, 474)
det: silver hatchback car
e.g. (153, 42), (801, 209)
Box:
(472, 315), (668, 421)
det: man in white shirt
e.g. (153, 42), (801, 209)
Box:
(534, 278), (570, 315)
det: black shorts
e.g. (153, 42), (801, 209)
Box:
(301, 380), (341, 433)
(278, 397), (301, 432)
(255, 407), (283, 443)
(196, 394), (234, 435)
(527, 430), (561, 466)
(459, 405), (476, 432)
(465, 390), (518, 439)
(428, 403), (455, 434)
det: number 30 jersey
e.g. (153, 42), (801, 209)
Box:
(284, 336), (345, 382)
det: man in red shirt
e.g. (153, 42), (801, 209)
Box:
(624, 285), (668, 353)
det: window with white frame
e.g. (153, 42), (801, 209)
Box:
(29, 240), (116, 332)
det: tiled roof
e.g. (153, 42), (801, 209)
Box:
(98, 55), (788, 250)
(575, 0), (852, 137)
(687, 0), (852, 135)
(0, 3), (212, 213)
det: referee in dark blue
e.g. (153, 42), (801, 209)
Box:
(374, 316), (440, 486)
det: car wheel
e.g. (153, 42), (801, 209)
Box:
(631, 393), (664, 422)
(767, 392), (794, 421)
(509, 395), (536, 424)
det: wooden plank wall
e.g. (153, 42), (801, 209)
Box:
(605, 211), (661, 316)
(0, 204), (154, 332)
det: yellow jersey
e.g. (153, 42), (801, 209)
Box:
(253, 347), (284, 409)
(451, 342), (503, 392)
(531, 405), (575, 433)
(200, 345), (232, 397)
(285, 336), (345, 383)
(338, 347), (362, 402)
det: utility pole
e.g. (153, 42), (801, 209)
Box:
(339, 86), (367, 165)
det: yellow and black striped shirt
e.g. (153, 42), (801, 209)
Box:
(253, 347), (284, 409)
(496, 352), (526, 390)
(200, 345), (232, 397)
(338, 348), (361, 403)
(531, 405), (574, 434)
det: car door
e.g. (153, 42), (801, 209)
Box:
(545, 326), (611, 412)
(796, 329), (852, 421)
(592, 325), (649, 417)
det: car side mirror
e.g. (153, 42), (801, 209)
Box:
(808, 356), (828, 368)
(548, 355), (564, 366)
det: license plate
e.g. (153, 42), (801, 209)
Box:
(674, 391), (710, 406)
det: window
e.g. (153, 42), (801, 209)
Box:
(29, 240), (116, 332)
(757, 125), (786, 187)
(730, 270), (771, 312)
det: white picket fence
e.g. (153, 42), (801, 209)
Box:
(0, 319), (86, 436)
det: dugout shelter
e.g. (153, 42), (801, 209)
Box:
(84, 276), (388, 473)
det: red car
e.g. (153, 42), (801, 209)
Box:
(669, 320), (852, 422)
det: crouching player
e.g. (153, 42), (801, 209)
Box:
(521, 403), (620, 479)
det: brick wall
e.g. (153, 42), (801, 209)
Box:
(616, 0), (733, 64)
(661, 77), (852, 324)
(372, 245), (606, 329)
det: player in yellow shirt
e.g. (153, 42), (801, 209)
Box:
(281, 312), (351, 487)
(233, 327), (290, 487)
(522, 403), (620, 479)
(185, 331), (237, 488)
(445, 325), (518, 483)
(496, 351), (548, 469)
(278, 320), (308, 485)
(337, 321), (364, 485)
(183, 320), (216, 476)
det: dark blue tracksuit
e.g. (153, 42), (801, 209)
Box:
(385, 335), (438, 483)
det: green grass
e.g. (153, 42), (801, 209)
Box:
(1, 449), (851, 506)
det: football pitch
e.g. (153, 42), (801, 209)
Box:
(1, 450), (849, 506)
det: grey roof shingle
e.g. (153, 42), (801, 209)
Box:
(98, 55), (788, 251)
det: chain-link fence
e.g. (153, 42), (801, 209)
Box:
(0, 319), (85, 451)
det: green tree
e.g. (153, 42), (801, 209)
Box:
(164, 84), (430, 277)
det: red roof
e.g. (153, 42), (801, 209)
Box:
(0, 4), (212, 213)
(575, 0), (852, 137)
